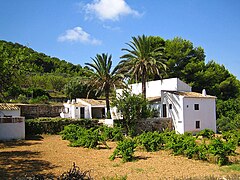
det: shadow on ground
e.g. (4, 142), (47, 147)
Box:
(0, 150), (58, 179)
(0, 135), (43, 149)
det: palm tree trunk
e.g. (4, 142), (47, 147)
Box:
(142, 67), (147, 99)
(105, 85), (111, 119)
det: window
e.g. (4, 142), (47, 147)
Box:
(162, 104), (167, 117)
(80, 107), (84, 118)
(194, 104), (199, 110)
(196, 121), (200, 129)
(169, 104), (172, 109)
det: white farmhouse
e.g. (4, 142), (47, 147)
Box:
(116, 78), (216, 134)
(0, 104), (25, 140)
(60, 98), (106, 119)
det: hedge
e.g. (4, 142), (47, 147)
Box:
(25, 118), (100, 135)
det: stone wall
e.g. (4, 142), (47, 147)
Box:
(136, 118), (173, 134)
(17, 104), (63, 119)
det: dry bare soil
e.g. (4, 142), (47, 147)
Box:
(0, 135), (240, 179)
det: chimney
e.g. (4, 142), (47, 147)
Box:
(202, 89), (207, 96)
(72, 99), (76, 104)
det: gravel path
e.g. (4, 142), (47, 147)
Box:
(0, 135), (239, 179)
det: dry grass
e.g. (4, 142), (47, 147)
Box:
(0, 135), (240, 179)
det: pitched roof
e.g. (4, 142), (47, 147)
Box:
(81, 99), (106, 106)
(166, 91), (216, 99)
(147, 96), (161, 102)
(0, 103), (20, 110)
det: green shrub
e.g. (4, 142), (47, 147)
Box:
(196, 129), (215, 139)
(98, 126), (124, 142)
(60, 124), (81, 142)
(29, 95), (49, 104)
(69, 128), (99, 148)
(110, 138), (137, 162)
(25, 118), (98, 135)
(60, 125), (123, 149)
(135, 131), (164, 152)
(222, 130), (240, 146)
(165, 133), (198, 158)
(208, 138), (236, 166)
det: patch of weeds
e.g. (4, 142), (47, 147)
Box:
(112, 163), (121, 167)
(102, 174), (127, 180)
(222, 163), (240, 172)
(135, 168), (144, 173)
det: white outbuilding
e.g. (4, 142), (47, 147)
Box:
(60, 98), (107, 119)
(0, 104), (25, 140)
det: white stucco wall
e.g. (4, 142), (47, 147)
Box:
(0, 109), (20, 117)
(0, 119), (25, 140)
(183, 98), (216, 133)
(161, 92), (184, 134)
(177, 78), (192, 92)
(123, 78), (191, 98)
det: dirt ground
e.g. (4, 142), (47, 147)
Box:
(0, 135), (240, 180)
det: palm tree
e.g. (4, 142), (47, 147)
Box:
(118, 35), (167, 99)
(85, 53), (124, 118)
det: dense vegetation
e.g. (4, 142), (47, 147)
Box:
(60, 125), (238, 166)
(0, 40), (94, 102)
(1, 36), (240, 130)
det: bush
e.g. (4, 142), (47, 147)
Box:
(58, 163), (92, 180)
(69, 128), (100, 148)
(222, 130), (240, 146)
(25, 118), (98, 135)
(196, 129), (215, 139)
(109, 138), (137, 162)
(208, 138), (236, 166)
(60, 125), (123, 149)
(60, 124), (81, 142)
(165, 133), (198, 158)
(29, 95), (49, 104)
(135, 131), (164, 152)
(98, 126), (124, 142)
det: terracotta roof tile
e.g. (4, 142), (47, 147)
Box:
(0, 104), (20, 110)
(81, 99), (106, 106)
(147, 96), (161, 102)
(166, 91), (216, 98)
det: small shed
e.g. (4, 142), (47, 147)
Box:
(0, 104), (25, 141)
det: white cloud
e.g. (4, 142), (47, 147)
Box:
(58, 27), (102, 45)
(84, 0), (140, 21)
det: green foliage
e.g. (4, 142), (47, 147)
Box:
(164, 37), (205, 81)
(119, 35), (167, 98)
(60, 124), (81, 142)
(85, 53), (124, 118)
(135, 131), (164, 152)
(0, 40), (84, 100)
(165, 133), (198, 158)
(64, 77), (98, 99)
(60, 125), (124, 149)
(196, 129), (215, 139)
(28, 95), (49, 104)
(112, 90), (154, 137)
(222, 130), (240, 146)
(69, 128), (99, 148)
(102, 174), (127, 180)
(25, 118), (98, 135)
(109, 138), (137, 162)
(208, 138), (236, 166)
(98, 125), (124, 142)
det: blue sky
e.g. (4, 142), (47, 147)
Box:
(1, 0), (239, 79)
